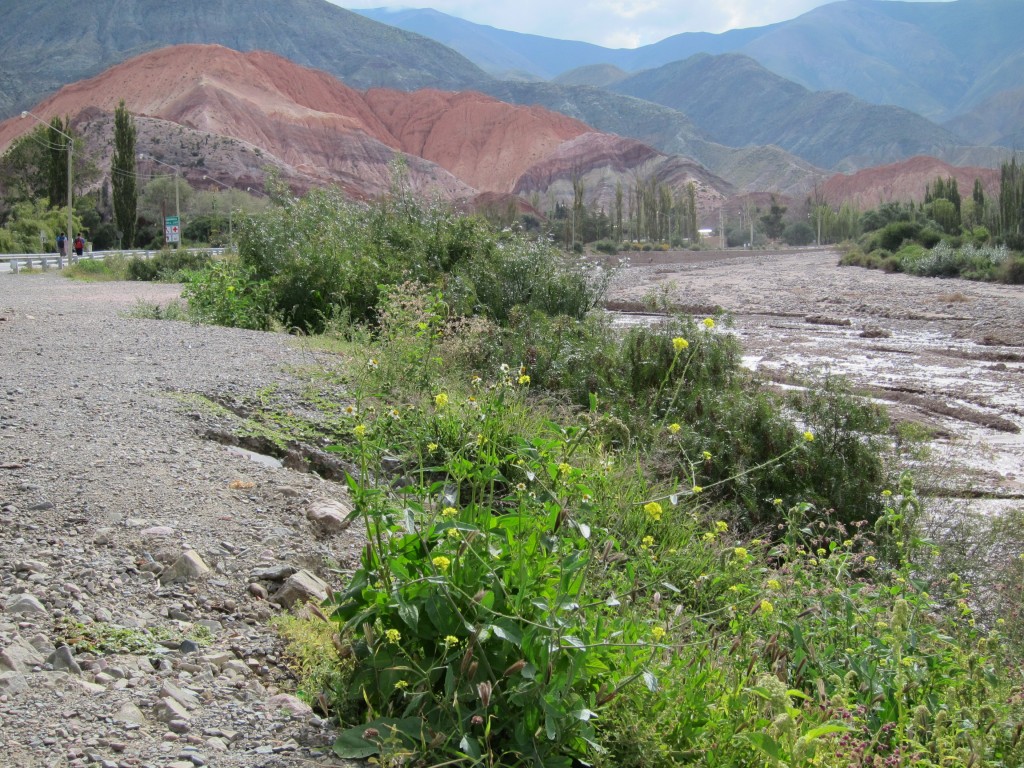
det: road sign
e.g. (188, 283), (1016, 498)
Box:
(165, 216), (180, 244)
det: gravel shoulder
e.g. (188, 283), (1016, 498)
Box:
(0, 273), (362, 768)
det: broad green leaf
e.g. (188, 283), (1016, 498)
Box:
(333, 717), (421, 759)
(803, 724), (850, 741)
(737, 732), (782, 762)
(490, 621), (523, 647)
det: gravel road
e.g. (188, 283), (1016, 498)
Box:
(1, 273), (361, 768)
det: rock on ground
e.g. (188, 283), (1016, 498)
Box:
(0, 274), (364, 768)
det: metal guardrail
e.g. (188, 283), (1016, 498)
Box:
(0, 248), (226, 274)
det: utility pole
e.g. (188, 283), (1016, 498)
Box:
(203, 174), (235, 249)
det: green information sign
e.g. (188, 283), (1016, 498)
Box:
(165, 216), (180, 244)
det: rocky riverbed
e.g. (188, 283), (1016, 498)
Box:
(605, 247), (1024, 511)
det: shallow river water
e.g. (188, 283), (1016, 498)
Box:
(605, 248), (1024, 515)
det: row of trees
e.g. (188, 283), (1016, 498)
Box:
(0, 102), (270, 253)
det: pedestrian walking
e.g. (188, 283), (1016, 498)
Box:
(73, 234), (85, 257)
(56, 232), (67, 259)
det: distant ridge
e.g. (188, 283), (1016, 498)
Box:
(821, 156), (1001, 210)
(0, 0), (493, 120)
(0, 45), (733, 213)
(360, 0), (1024, 125)
(610, 54), (962, 170)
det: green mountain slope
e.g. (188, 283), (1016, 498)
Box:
(0, 0), (492, 120)
(610, 54), (961, 170)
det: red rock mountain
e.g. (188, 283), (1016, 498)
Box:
(0, 44), (730, 211)
(821, 156), (1001, 210)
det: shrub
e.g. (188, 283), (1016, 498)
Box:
(1000, 255), (1024, 284)
(593, 240), (619, 255)
(234, 189), (602, 333)
(782, 221), (814, 246)
(126, 250), (213, 282)
(181, 261), (274, 330)
(875, 220), (921, 251)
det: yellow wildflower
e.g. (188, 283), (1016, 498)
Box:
(441, 506), (459, 518)
(353, 424), (367, 439)
(384, 628), (401, 644)
(644, 502), (663, 522)
(641, 535), (655, 548)
(434, 393), (449, 409)
(668, 422), (681, 434)
(443, 635), (460, 647)
(672, 337), (689, 352)
(651, 626), (666, 642)
(703, 317), (715, 329)
(518, 374), (530, 385)
(733, 547), (748, 559)
(558, 462), (572, 475)
(803, 431), (815, 442)
(692, 485), (703, 494)
(427, 442), (438, 452)
(715, 521), (728, 532)
(759, 600), (774, 616)
(432, 555), (451, 572)
(767, 579), (781, 590)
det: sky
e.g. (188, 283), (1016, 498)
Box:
(341, 0), (955, 49)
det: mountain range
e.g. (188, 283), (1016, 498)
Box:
(358, 0), (1024, 126)
(0, 0), (1016, 218)
(0, 0), (490, 121)
(0, 45), (730, 214)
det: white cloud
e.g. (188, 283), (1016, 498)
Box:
(343, 0), (954, 47)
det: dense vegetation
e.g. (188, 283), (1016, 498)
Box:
(840, 169), (1024, 284)
(159, 187), (1024, 767)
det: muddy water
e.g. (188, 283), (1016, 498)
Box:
(605, 248), (1024, 512)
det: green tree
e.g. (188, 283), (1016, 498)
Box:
(973, 177), (985, 209)
(998, 158), (1024, 238)
(930, 198), (959, 234)
(571, 172), (585, 248)
(47, 116), (72, 209)
(759, 195), (787, 239)
(138, 175), (193, 225)
(686, 182), (698, 243)
(0, 126), (50, 211)
(614, 182), (623, 242)
(112, 100), (137, 248)
(0, 198), (76, 253)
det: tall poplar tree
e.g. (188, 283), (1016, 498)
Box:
(47, 116), (70, 208)
(112, 100), (137, 248)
